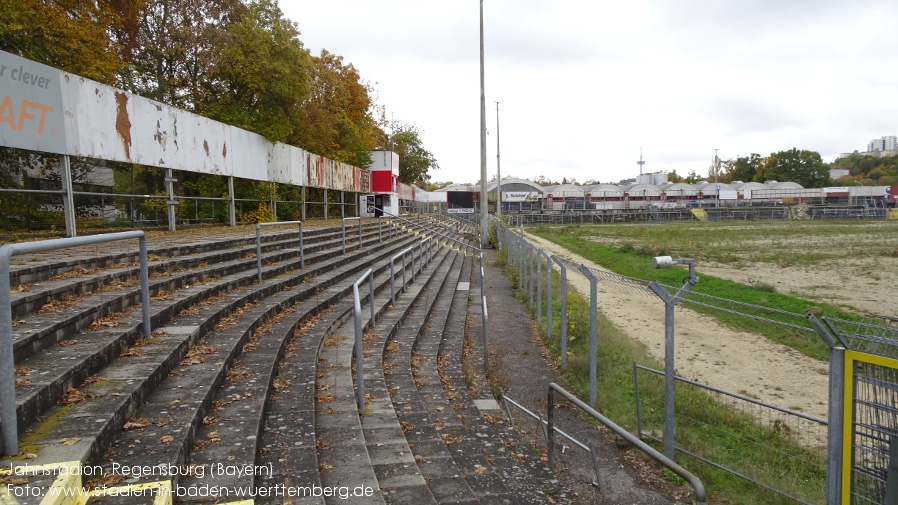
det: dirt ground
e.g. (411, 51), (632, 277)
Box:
(699, 257), (897, 319)
(521, 232), (833, 421)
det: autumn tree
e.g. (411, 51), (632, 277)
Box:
(118, 0), (244, 108)
(757, 148), (830, 188)
(0, 0), (134, 84)
(200, 0), (309, 143)
(721, 154), (763, 183)
(296, 50), (379, 168)
(385, 121), (438, 185)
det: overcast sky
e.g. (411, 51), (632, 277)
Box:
(282, 1), (898, 186)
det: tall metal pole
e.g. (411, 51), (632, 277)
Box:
(714, 148), (719, 208)
(479, 0), (489, 247)
(495, 100), (502, 222)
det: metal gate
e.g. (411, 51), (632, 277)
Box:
(814, 315), (898, 504)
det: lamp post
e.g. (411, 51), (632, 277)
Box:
(479, 0), (489, 246)
(714, 148), (719, 208)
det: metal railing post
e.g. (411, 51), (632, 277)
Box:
(255, 221), (305, 281)
(482, 295), (489, 376)
(352, 268), (374, 411)
(256, 225), (263, 281)
(547, 385), (556, 469)
(577, 265), (599, 406)
(551, 256), (567, 367)
(542, 250), (552, 340)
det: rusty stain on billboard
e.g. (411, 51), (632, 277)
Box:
(114, 91), (131, 160)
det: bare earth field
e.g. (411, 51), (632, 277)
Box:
(523, 232), (835, 420)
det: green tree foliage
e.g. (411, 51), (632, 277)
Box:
(0, 0), (134, 84)
(201, 0), (309, 143)
(118, 0), (244, 108)
(829, 153), (898, 186)
(296, 50), (378, 168)
(720, 153), (762, 183)
(666, 170), (683, 183)
(385, 121), (438, 185)
(757, 148), (830, 188)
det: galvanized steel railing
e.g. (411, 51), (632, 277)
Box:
(547, 383), (707, 504)
(255, 220), (304, 281)
(352, 269), (375, 411)
(342, 217), (363, 254)
(0, 231), (153, 455)
(498, 384), (706, 504)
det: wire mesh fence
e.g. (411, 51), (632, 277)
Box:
(848, 361), (898, 504)
(825, 315), (898, 360)
(819, 314), (898, 505)
(634, 365), (828, 505)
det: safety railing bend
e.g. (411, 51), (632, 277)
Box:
(352, 269), (375, 410)
(255, 220), (304, 281)
(0, 231), (153, 455)
(546, 383), (706, 504)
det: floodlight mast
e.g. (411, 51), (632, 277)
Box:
(479, 0), (488, 246)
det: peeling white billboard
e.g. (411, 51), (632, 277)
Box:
(0, 50), (369, 190)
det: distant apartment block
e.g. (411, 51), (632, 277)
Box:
(840, 135), (898, 159)
(867, 135), (897, 153)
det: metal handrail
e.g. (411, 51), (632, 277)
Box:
(342, 217), (362, 254)
(389, 246), (415, 306)
(546, 383), (707, 504)
(352, 269), (375, 410)
(255, 220), (303, 281)
(0, 231), (153, 455)
(369, 206), (474, 254)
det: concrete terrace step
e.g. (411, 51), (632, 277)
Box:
(8, 226), (407, 436)
(3, 229), (431, 470)
(437, 261), (568, 504)
(385, 249), (481, 504)
(0, 217), (568, 505)
(313, 242), (458, 505)
(144, 233), (453, 500)
(358, 244), (464, 504)
(7, 223), (382, 326)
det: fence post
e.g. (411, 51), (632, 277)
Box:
(807, 313), (844, 505)
(543, 250), (552, 340)
(59, 155), (77, 237)
(482, 295), (489, 376)
(528, 244), (535, 310)
(536, 247), (542, 324)
(551, 256), (567, 368)
(577, 265), (598, 406)
(518, 227), (525, 290)
(647, 257), (698, 460)
(228, 176), (236, 227)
